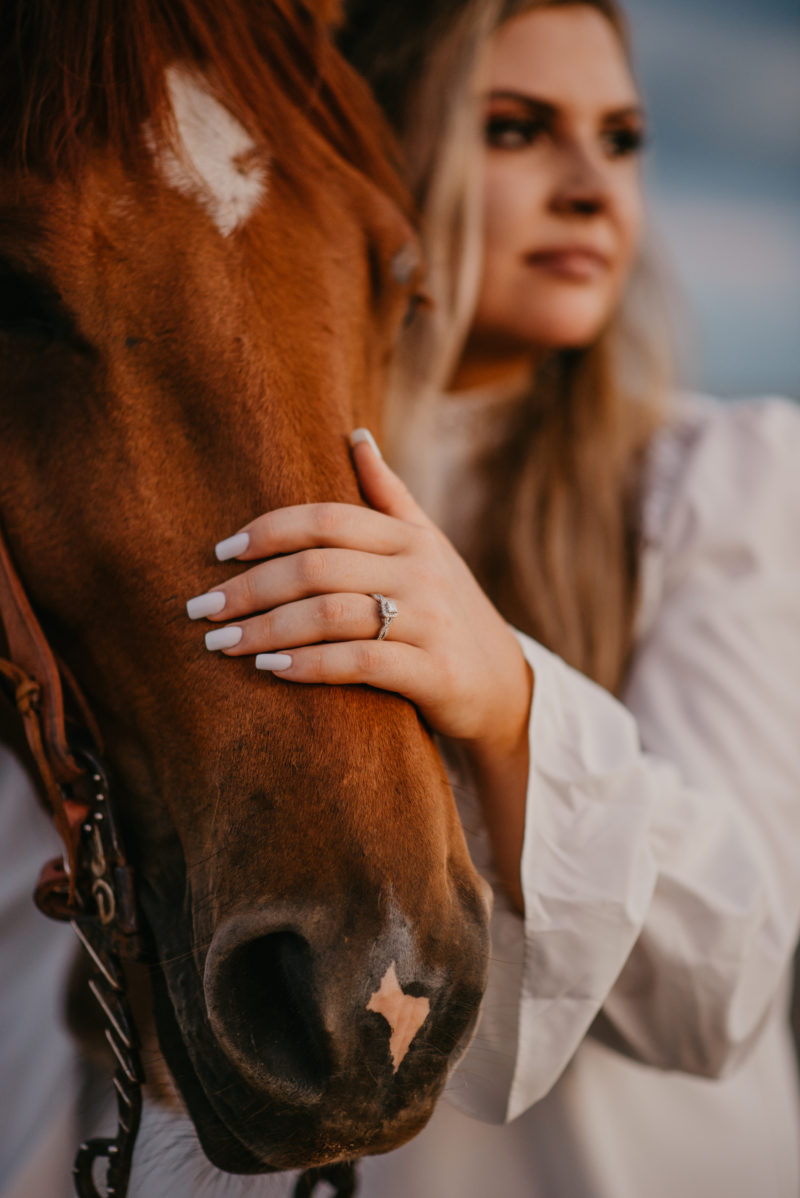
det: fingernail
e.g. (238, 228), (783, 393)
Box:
(186, 591), (226, 620)
(255, 653), (293, 672)
(205, 626), (243, 651)
(350, 428), (382, 459)
(215, 532), (250, 562)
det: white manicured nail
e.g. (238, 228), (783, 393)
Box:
(186, 591), (226, 620)
(255, 653), (293, 672)
(215, 532), (250, 561)
(350, 428), (382, 459)
(205, 626), (243, 651)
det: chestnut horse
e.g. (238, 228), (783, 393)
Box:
(0, 0), (488, 1184)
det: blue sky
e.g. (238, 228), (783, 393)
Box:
(624, 0), (799, 398)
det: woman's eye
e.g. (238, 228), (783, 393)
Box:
(603, 126), (647, 159)
(485, 116), (544, 150)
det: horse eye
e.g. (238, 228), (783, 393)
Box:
(403, 294), (421, 329)
(0, 261), (75, 344)
(403, 291), (430, 330)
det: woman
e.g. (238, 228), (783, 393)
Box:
(186, 2), (800, 1195)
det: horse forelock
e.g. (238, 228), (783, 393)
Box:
(0, 0), (411, 219)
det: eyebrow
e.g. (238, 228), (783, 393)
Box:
(486, 89), (645, 124)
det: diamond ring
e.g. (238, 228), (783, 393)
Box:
(370, 593), (398, 641)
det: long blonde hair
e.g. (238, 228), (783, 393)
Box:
(344, 0), (670, 693)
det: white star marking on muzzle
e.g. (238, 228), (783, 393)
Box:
(366, 962), (431, 1073)
(147, 64), (268, 237)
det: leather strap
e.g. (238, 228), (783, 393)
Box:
(0, 523), (89, 897)
(0, 526), (82, 781)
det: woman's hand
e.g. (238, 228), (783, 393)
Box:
(186, 430), (533, 759)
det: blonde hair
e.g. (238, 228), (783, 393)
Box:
(345, 0), (671, 692)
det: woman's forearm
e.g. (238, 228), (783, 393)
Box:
(461, 660), (533, 915)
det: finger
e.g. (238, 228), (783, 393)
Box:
(254, 638), (433, 703)
(350, 428), (432, 526)
(214, 501), (410, 564)
(192, 548), (400, 622)
(203, 592), (414, 655)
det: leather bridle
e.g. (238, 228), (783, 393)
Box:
(0, 522), (145, 1197)
(0, 523), (358, 1198)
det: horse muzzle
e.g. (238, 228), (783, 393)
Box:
(196, 894), (488, 1169)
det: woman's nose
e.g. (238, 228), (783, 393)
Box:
(549, 144), (611, 217)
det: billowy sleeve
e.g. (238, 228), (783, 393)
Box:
(444, 398), (800, 1124)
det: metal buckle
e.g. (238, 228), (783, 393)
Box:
(65, 751), (146, 1197)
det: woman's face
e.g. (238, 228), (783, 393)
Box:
(460, 4), (646, 382)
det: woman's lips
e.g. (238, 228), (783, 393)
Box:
(525, 247), (610, 280)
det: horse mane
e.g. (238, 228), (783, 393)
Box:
(0, 0), (411, 213)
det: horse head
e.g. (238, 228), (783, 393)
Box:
(0, 0), (489, 1174)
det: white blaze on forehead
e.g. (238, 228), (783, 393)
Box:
(148, 65), (268, 236)
(366, 962), (430, 1073)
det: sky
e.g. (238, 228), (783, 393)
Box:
(623, 0), (800, 399)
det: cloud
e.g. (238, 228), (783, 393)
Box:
(624, 0), (800, 395)
(650, 191), (800, 395)
(627, 1), (800, 163)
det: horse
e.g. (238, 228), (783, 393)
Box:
(0, 0), (489, 1187)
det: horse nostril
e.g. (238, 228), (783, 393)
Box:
(206, 930), (331, 1101)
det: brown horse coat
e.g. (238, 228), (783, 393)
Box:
(0, 0), (488, 1176)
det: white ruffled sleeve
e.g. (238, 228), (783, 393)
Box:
(444, 397), (800, 1124)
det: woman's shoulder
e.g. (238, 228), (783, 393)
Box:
(636, 394), (799, 634)
(643, 393), (800, 555)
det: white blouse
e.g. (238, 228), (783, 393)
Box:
(0, 747), (79, 1198)
(2, 395), (799, 1198)
(360, 393), (800, 1198)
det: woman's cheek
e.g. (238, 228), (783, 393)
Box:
(615, 175), (646, 274)
(482, 160), (534, 253)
